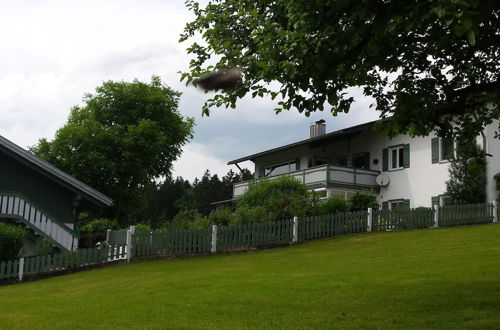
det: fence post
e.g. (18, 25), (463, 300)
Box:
(18, 257), (24, 282)
(367, 208), (373, 232)
(292, 217), (299, 243)
(211, 225), (218, 253)
(126, 229), (133, 262)
(433, 206), (439, 228)
(106, 229), (111, 243)
(492, 201), (498, 223)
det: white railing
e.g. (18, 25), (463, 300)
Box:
(0, 193), (79, 251)
(233, 164), (379, 198)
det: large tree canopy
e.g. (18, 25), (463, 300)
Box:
(180, 0), (500, 141)
(31, 76), (194, 224)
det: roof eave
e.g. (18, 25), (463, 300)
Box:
(227, 119), (381, 165)
(0, 136), (113, 207)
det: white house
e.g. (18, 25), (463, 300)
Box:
(228, 119), (500, 209)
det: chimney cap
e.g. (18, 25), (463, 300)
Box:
(315, 119), (326, 125)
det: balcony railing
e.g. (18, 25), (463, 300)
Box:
(233, 164), (380, 198)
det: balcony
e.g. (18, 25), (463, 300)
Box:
(233, 164), (380, 198)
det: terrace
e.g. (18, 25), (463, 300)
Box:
(233, 164), (380, 198)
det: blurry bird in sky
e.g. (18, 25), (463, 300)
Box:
(193, 67), (243, 92)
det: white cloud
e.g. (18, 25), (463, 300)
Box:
(0, 0), (382, 183)
(172, 143), (252, 182)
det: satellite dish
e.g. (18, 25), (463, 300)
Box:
(376, 173), (390, 186)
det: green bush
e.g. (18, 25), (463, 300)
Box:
(0, 223), (25, 261)
(238, 176), (317, 222)
(232, 206), (272, 226)
(189, 217), (212, 230)
(349, 191), (378, 211)
(208, 208), (234, 226)
(164, 209), (207, 230)
(134, 224), (151, 232)
(34, 237), (54, 256)
(316, 195), (348, 215)
(80, 218), (120, 248)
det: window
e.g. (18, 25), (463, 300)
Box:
(389, 199), (410, 210)
(389, 146), (404, 170)
(441, 138), (454, 161)
(352, 153), (370, 169)
(333, 154), (370, 169)
(432, 137), (455, 163)
(313, 188), (327, 199)
(335, 156), (348, 167)
(308, 156), (330, 168)
(264, 160), (297, 177)
(383, 144), (409, 171)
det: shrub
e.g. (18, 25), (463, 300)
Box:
(349, 191), (378, 211)
(232, 206), (272, 226)
(164, 209), (207, 230)
(208, 208), (234, 226)
(316, 195), (348, 215)
(189, 217), (212, 230)
(0, 223), (25, 261)
(134, 224), (151, 232)
(80, 218), (120, 247)
(34, 237), (54, 256)
(238, 176), (317, 222)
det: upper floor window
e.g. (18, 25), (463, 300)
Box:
(264, 160), (298, 177)
(382, 144), (409, 171)
(390, 146), (404, 170)
(441, 138), (454, 160)
(432, 137), (455, 163)
(352, 152), (370, 169)
(308, 156), (330, 168)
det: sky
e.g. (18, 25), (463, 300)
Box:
(0, 0), (380, 182)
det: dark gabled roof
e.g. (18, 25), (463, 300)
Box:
(228, 119), (381, 165)
(0, 135), (113, 207)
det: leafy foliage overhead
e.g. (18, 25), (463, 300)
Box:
(180, 0), (500, 141)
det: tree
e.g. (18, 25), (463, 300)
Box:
(180, 1), (500, 143)
(31, 76), (194, 225)
(444, 142), (486, 205)
(238, 176), (318, 221)
(139, 168), (253, 227)
(141, 177), (195, 228)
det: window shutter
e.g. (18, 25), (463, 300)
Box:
(296, 158), (301, 171)
(403, 144), (410, 168)
(382, 148), (388, 171)
(431, 137), (439, 163)
(382, 201), (389, 210)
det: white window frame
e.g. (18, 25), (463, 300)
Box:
(388, 145), (404, 171)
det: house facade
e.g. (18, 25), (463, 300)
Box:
(228, 120), (500, 209)
(0, 135), (113, 255)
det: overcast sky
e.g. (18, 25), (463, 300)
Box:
(0, 0), (380, 182)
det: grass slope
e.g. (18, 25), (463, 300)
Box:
(1, 224), (500, 329)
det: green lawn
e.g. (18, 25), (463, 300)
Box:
(1, 224), (500, 329)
